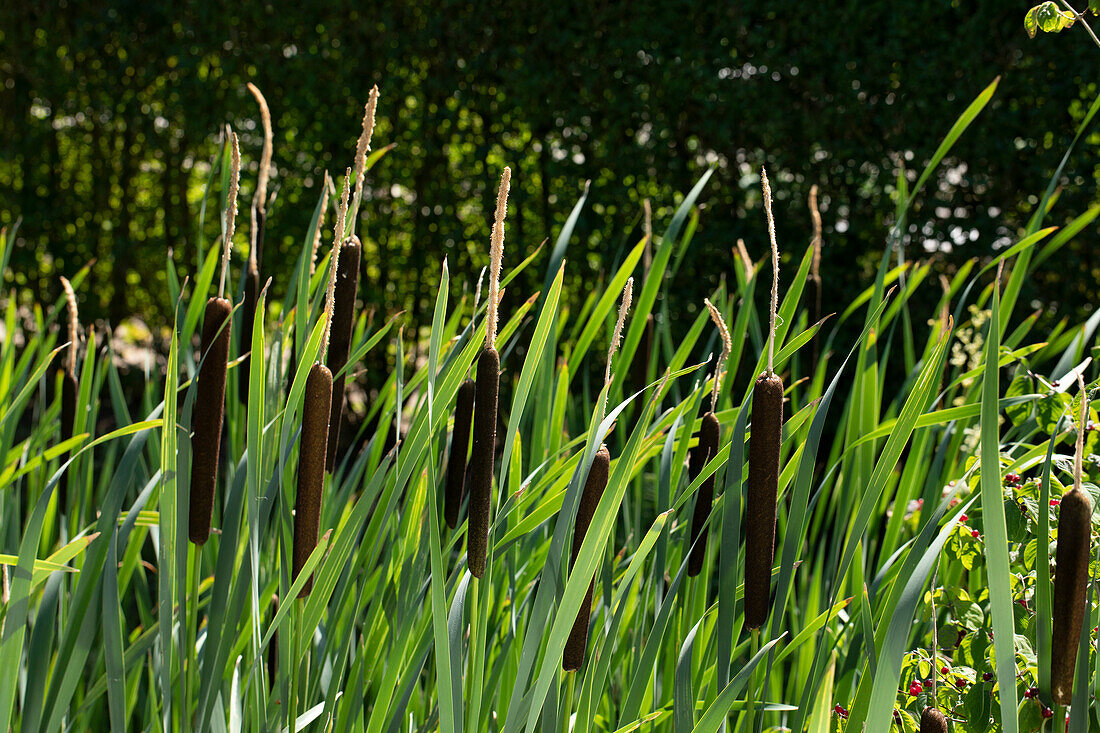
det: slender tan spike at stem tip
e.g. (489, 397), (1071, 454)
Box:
(219, 132), (241, 299)
(760, 167), (779, 375)
(1075, 372), (1088, 492)
(310, 172), (332, 278)
(808, 184), (822, 278)
(334, 168), (351, 249)
(703, 298), (731, 413)
(321, 233), (345, 360)
(736, 238), (754, 279)
(486, 166), (511, 349)
(919, 707), (948, 733)
(60, 276), (79, 374)
(246, 82), (273, 216)
(324, 236), (362, 472)
(354, 86), (379, 195)
(604, 277), (633, 390)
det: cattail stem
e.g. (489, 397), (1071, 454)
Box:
(324, 236), (361, 472)
(267, 593), (279, 690)
(687, 412), (721, 577)
(292, 363), (333, 596)
(190, 297), (233, 544)
(467, 347), (500, 578)
(445, 379), (476, 529)
(808, 184), (823, 364)
(745, 372), (783, 627)
(563, 445), (611, 671)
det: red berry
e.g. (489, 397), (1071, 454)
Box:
(959, 514), (968, 522)
(971, 529), (980, 538)
(1041, 705), (1053, 719)
(941, 666), (949, 674)
(955, 677), (967, 689)
(908, 681), (923, 697)
(833, 703), (848, 719)
(982, 672), (993, 681)
(1050, 498), (1060, 506)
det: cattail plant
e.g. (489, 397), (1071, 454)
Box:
(467, 166), (510, 579)
(324, 231), (361, 472)
(563, 277), (630, 671)
(807, 184), (823, 365)
(735, 238), (754, 280)
(239, 83), (273, 404)
(291, 235), (342, 596)
(745, 167), (784, 628)
(686, 298), (730, 576)
(189, 132), (239, 545)
(1051, 374), (1093, 704)
(58, 276), (80, 514)
(444, 378), (475, 528)
(919, 707), (948, 733)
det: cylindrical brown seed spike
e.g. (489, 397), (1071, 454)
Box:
(324, 238), (361, 472)
(919, 707), (948, 733)
(744, 372), (783, 628)
(238, 257), (260, 404)
(293, 362), (333, 597)
(59, 368), (78, 514)
(189, 297), (232, 545)
(687, 412), (721, 577)
(467, 347), (500, 578)
(563, 444), (611, 671)
(1051, 486), (1092, 704)
(445, 379), (476, 529)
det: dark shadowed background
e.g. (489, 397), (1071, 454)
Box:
(1, 1), (1097, 371)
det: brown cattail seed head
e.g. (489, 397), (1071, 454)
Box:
(238, 257), (260, 404)
(563, 444), (611, 671)
(190, 297), (233, 545)
(293, 363), (333, 597)
(744, 372), (783, 628)
(59, 369), (79, 514)
(1051, 486), (1092, 704)
(445, 379), (476, 529)
(919, 707), (948, 733)
(324, 237), (361, 472)
(687, 412), (721, 577)
(467, 347), (500, 578)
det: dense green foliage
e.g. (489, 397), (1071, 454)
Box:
(2, 1), (1099, 344)
(2, 71), (1100, 730)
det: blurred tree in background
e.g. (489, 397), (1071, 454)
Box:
(1, 1), (1097, 350)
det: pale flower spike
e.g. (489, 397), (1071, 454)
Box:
(704, 298), (731, 413)
(219, 132), (241, 299)
(486, 166), (511, 349)
(761, 167), (779, 375)
(605, 277), (634, 388)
